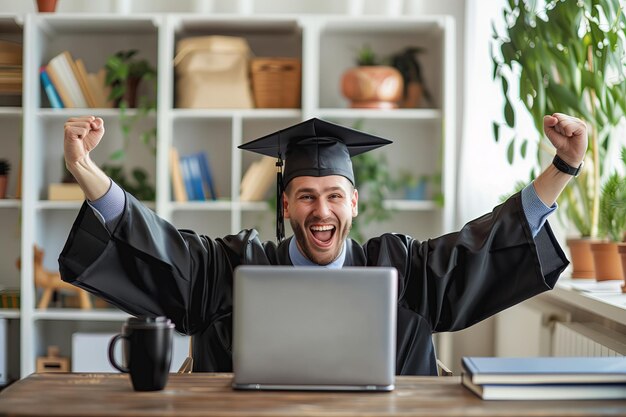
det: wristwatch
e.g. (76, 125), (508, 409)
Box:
(552, 154), (583, 177)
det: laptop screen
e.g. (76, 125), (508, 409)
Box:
(232, 265), (397, 391)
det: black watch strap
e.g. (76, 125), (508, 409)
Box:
(552, 154), (583, 177)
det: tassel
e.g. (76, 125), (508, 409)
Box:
(276, 156), (285, 242)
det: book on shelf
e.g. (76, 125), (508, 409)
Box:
(47, 51), (92, 108)
(87, 68), (114, 108)
(179, 154), (196, 201)
(169, 147), (187, 202)
(39, 66), (64, 108)
(195, 151), (217, 200)
(74, 58), (99, 108)
(239, 156), (275, 202)
(462, 356), (626, 385)
(462, 373), (626, 400)
(180, 154), (206, 201)
(0, 40), (22, 67)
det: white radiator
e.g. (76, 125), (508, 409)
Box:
(552, 322), (626, 357)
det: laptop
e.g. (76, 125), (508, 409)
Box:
(232, 265), (397, 391)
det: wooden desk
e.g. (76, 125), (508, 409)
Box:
(1, 373), (625, 416)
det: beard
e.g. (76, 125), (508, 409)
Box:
(290, 217), (352, 266)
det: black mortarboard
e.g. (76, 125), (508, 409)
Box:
(239, 118), (392, 242)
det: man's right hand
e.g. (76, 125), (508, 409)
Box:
(64, 116), (105, 168)
(63, 116), (111, 201)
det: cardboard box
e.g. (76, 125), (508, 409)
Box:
(174, 36), (253, 109)
(48, 183), (84, 201)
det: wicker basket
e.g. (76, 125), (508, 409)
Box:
(251, 57), (301, 108)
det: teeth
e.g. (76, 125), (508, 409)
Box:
(310, 225), (334, 231)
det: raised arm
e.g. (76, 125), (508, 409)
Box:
(64, 116), (111, 201)
(532, 113), (588, 206)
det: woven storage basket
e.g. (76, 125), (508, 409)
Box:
(251, 57), (301, 108)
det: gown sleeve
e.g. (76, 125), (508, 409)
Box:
(58, 192), (258, 334)
(398, 192), (569, 332)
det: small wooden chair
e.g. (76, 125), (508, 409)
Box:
(437, 359), (453, 376)
(178, 337), (193, 373)
(17, 245), (92, 309)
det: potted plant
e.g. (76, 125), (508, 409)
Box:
(102, 49), (157, 201)
(389, 47), (434, 108)
(491, 0), (626, 278)
(340, 44), (404, 109)
(592, 155), (626, 281)
(0, 159), (9, 199)
(105, 49), (156, 109)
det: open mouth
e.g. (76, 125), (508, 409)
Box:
(309, 224), (336, 247)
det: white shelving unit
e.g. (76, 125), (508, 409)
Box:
(2, 12), (455, 379)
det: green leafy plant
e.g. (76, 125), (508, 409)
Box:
(355, 44), (379, 66)
(389, 47), (434, 107)
(351, 150), (396, 242)
(102, 49), (157, 201)
(598, 147), (626, 242)
(491, 0), (626, 238)
(348, 121), (432, 242)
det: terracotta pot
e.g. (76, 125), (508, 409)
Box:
(36, 0), (58, 12)
(590, 241), (623, 281)
(0, 175), (6, 199)
(566, 237), (595, 278)
(619, 244), (626, 293)
(341, 66), (403, 109)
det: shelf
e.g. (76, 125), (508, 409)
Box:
(171, 108), (302, 120)
(11, 13), (456, 379)
(383, 200), (440, 211)
(33, 309), (130, 321)
(0, 199), (21, 209)
(0, 107), (22, 117)
(36, 14), (160, 34)
(0, 309), (20, 319)
(316, 108), (441, 120)
(173, 15), (301, 33)
(170, 200), (234, 211)
(37, 108), (155, 119)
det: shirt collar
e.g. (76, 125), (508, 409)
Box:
(289, 237), (345, 269)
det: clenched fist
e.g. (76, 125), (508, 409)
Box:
(63, 116), (110, 201)
(64, 116), (105, 167)
(543, 113), (588, 168)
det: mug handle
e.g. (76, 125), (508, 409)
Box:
(108, 334), (129, 373)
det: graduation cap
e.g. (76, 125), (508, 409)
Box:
(239, 118), (392, 242)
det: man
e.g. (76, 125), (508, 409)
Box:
(59, 114), (586, 375)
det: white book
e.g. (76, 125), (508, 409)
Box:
(48, 51), (88, 108)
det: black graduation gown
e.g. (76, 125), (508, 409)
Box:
(58, 191), (568, 375)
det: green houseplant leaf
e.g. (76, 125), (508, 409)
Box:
(103, 49), (158, 201)
(491, 0), (626, 238)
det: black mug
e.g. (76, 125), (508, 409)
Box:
(108, 316), (175, 391)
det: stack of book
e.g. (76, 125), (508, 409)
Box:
(0, 40), (22, 95)
(170, 148), (218, 202)
(462, 356), (626, 400)
(41, 50), (113, 109)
